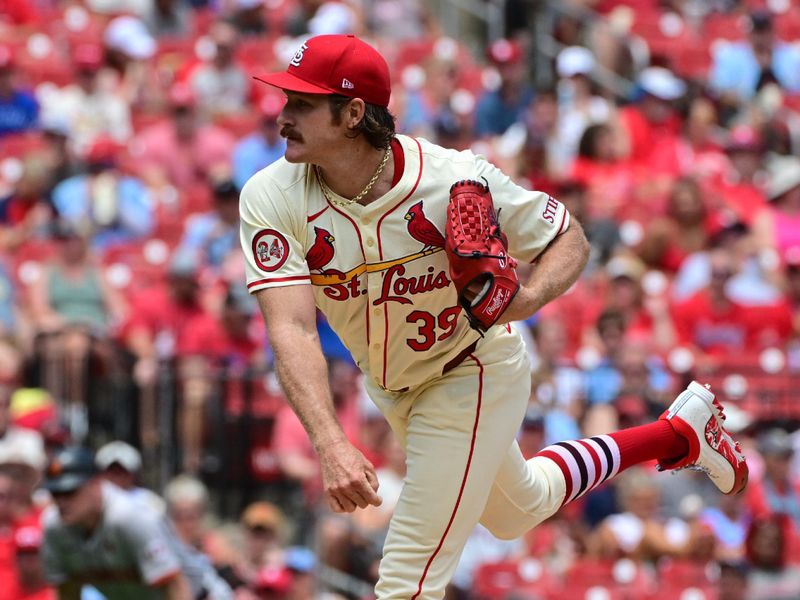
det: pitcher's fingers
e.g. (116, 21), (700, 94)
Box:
(365, 469), (380, 492)
(328, 494), (343, 513)
(334, 492), (357, 513)
(359, 474), (382, 506)
(342, 487), (370, 509)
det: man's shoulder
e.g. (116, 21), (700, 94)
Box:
(240, 158), (308, 199)
(407, 135), (479, 168)
(102, 483), (161, 528)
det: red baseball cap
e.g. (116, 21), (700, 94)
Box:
(254, 34), (391, 107)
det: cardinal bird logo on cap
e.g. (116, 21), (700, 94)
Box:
(405, 202), (445, 251)
(306, 227), (346, 279)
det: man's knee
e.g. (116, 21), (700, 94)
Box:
(480, 519), (526, 541)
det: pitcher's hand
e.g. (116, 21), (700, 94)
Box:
(318, 440), (382, 513)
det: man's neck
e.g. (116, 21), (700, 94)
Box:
(315, 141), (394, 206)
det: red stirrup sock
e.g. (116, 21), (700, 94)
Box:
(535, 420), (689, 507)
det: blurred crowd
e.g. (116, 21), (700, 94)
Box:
(1, 0), (800, 598)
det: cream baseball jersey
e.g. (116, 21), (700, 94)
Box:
(240, 134), (570, 391)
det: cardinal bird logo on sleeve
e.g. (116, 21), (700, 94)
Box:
(306, 227), (346, 279)
(404, 201), (445, 251)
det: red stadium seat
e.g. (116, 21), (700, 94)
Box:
(774, 8), (800, 41)
(473, 558), (557, 600)
(237, 37), (278, 73)
(657, 559), (715, 589)
(704, 13), (748, 42)
(674, 40), (713, 81)
(215, 111), (260, 138)
(553, 559), (654, 600)
(0, 132), (48, 161)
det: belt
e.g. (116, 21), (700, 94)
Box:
(442, 339), (479, 375)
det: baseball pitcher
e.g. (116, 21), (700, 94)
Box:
(239, 34), (748, 599)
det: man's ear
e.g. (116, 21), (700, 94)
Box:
(346, 98), (366, 129)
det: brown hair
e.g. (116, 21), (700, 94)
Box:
(328, 94), (396, 149)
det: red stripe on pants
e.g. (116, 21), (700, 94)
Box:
(411, 354), (484, 600)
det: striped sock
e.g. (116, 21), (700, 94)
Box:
(535, 420), (688, 507)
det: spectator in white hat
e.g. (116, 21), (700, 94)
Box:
(0, 385), (46, 521)
(614, 66), (685, 188)
(554, 46), (611, 176)
(95, 440), (165, 515)
(753, 155), (800, 281)
(37, 42), (132, 155)
(102, 15), (161, 111)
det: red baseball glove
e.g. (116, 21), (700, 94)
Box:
(445, 179), (520, 334)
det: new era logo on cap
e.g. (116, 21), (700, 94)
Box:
(253, 34), (391, 107)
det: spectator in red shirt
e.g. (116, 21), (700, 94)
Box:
(617, 67), (685, 168)
(0, 154), (55, 253)
(783, 251), (800, 346)
(0, 471), (16, 595)
(14, 526), (55, 600)
(654, 97), (727, 183)
(638, 176), (713, 273)
(131, 83), (236, 190)
(712, 124), (769, 227)
(672, 247), (792, 361)
(121, 250), (225, 472)
(569, 122), (636, 220)
(594, 254), (677, 353)
(672, 248), (751, 359)
(614, 67), (686, 217)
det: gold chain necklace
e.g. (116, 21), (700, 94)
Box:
(315, 147), (391, 207)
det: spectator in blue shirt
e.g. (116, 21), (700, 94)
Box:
(51, 136), (153, 250)
(232, 95), (286, 190)
(0, 46), (38, 137)
(474, 38), (534, 137)
(178, 178), (241, 271)
(584, 310), (671, 409)
(710, 10), (800, 103)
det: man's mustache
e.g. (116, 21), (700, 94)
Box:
(280, 127), (302, 141)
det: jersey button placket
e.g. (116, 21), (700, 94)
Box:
(362, 224), (383, 381)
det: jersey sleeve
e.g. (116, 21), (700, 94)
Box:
(474, 155), (570, 264)
(239, 171), (310, 294)
(118, 515), (182, 586)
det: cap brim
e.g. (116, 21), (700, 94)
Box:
(43, 474), (92, 494)
(253, 72), (335, 96)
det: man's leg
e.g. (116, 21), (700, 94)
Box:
(481, 382), (748, 539)
(369, 346), (531, 600)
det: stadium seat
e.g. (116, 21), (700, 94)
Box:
(215, 111), (260, 138)
(473, 558), (557, 600)
(237, 37), (278, 73)
(0, 132), (48, 161)
(552, 558), (654, 600)
(674, 40), (713, 81)
(654, 561), (719, 597)
(704, 13), (747, 42)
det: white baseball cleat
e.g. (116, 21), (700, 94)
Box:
(657, 381), (749, 495)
